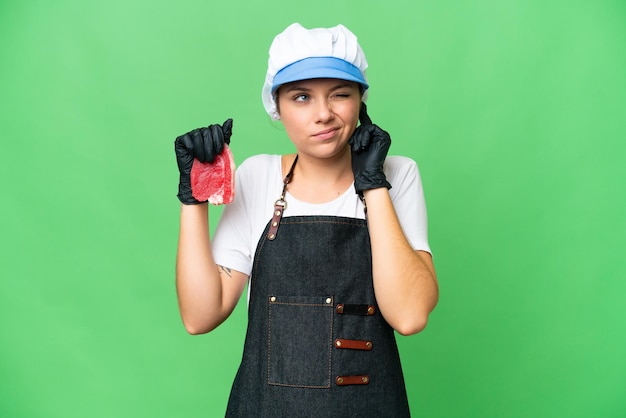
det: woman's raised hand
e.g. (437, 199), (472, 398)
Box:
(349, 104), (391, 195)
(174, 119), (233, 204)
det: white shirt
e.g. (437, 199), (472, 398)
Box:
(212, 154), (431, 276)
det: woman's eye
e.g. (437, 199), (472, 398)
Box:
(293, 94), (309, 102)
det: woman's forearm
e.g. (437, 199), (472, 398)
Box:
(363, 188), (439, 335)
(175, 203), (246, 334)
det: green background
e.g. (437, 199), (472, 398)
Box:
(1, 0), (625, 417)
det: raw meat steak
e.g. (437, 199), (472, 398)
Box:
(190, 144), (235, 205)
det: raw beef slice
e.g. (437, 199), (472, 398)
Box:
(190, 144), (235, 205)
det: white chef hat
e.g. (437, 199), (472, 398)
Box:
(262, 23), (369, 120)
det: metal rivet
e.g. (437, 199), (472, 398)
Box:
(325, 297), (332, 304)
(367, 306), (375, 315)
(275, 210), (281, 216)
(335, 340), (342, 347)
(336, 304), (344, 313)
(272, 221), (278, 227)
(337, 377), (344, 384)
(270, 296), (276, 302)
(269, 234), (275, 239)
(362, 376), (369, 383)
(366, 341), (372, 349)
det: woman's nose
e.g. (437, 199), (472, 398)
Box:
(315, 99), (335, 122)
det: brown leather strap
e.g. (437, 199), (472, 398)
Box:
(267, 155), (298, 241)
(335, 375), (370, 386)
(336, 303), (376, 316)
(267, 202), (285, 240)
(334, 338), (373, 351)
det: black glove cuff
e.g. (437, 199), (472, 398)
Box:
(177, 176), (204, 205)
(353, 169), (392, 194)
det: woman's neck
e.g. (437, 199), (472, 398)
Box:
(282, 149), (354, 204)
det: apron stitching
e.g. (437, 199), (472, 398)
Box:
(266, 296), (272, 386)
(280, 219), (367, 227)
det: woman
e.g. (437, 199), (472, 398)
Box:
(175, 23), (439, 417)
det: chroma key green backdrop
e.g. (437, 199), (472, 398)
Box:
(1, 1), (625, 417)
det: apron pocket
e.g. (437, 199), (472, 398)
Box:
(267, 295), (334, 388)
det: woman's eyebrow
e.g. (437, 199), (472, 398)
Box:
(330, 82), (356, 90)
(282, 85), (312, 93)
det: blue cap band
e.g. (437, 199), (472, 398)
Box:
(272, 56), (368, 93)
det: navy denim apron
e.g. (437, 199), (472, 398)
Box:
(226, 159), (410, 417)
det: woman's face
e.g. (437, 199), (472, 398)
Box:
(276, 78), (362, 160)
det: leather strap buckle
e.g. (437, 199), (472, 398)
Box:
(335, 375), (370, 386)
(267, 200), (286, 240)
(336, 303), (376, 316)
(334, 338), (373, 351)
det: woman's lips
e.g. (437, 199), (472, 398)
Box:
(312, 128), (338, 140)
